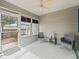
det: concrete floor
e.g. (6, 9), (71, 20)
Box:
(2, 42), (18, 51)
(0, 41), (76, 59)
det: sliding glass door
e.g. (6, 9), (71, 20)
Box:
(0, 11), (19, 52)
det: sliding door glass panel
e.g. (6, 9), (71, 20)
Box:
(1, 13), (18, 51)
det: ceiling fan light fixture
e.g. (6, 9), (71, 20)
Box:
(40, 0), (52, 8)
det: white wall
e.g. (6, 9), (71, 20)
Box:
(39, 6), (79, 37)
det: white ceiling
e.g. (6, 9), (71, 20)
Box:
(5, 0), (79, 16)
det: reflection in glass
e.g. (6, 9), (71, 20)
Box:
(1, 14), (18, 27)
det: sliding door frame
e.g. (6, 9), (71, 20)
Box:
(0, 10), (21, 51)
(0, 11), (2, 55)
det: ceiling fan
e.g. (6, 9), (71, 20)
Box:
(40, 0), (52, 8)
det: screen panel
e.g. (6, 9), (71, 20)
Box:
(78, 9), (79, 32)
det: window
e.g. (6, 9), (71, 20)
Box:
(32, 19), (38, 35)
(21, 16), (31, 36)
(32, 19), (38, 24)
(21, 17), (39, 36)
(21, 16), (31, 23)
